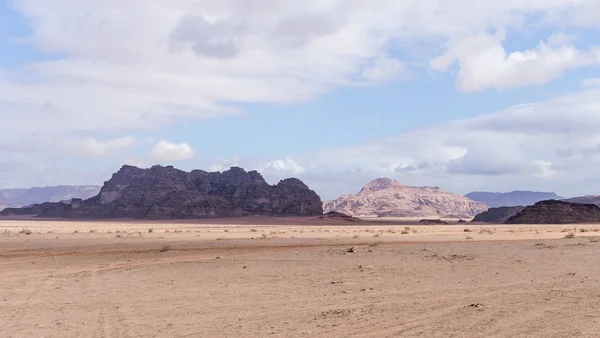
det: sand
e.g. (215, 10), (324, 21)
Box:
(2, 220), (600, 337)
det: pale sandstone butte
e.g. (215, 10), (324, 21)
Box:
(324, 178), (488, 218)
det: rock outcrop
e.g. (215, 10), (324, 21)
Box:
(465, 191), (563, 208)
(0, 165), (322, 219)
(324, 178), (488, 218)
(505, 200), (600, 224)
(471, 206), (525, 223)
(317, 211), (361, 222)
(0, 185), (100, 208)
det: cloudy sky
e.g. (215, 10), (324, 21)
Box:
(1, 0), (600, 200)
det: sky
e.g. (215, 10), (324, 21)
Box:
(1, 0), (600, 200)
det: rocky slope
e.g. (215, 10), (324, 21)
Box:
(0, 165), (322, 219)
(324, 178), (488, 218)
(465, 191), (563, 208)
(471, 206), (525, 223)
(562, 195), (600, 206)
(0, 186), (100, 208)
(505, 200), (600, 224)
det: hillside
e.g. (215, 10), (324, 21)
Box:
(324, 178), (487, 218)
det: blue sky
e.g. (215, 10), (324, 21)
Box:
(1, 0), (600, 200)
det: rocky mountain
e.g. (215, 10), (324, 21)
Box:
(465, 191), (563, 208)
(0, 165), (322, 219)
(505, 200), (600, 224)
(471, 206), (525, 223)
(323, 178), (488, 218)
(562, 195), (600, 206)
(0, 185), (100, 208)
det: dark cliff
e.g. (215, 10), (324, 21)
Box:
(471, 206), (525, 223)
(0, 165), (323, 219)
(505, 200), (600, 224)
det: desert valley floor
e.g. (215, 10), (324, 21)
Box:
(2, 219), (600, 337)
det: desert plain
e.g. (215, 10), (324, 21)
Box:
(2, 218), (600, 337)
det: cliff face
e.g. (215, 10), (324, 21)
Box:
(0, 165), (323, 219)
(505, 200), (600, 224)
(471, 206), (525, 223)
(465, 191), (563, 208)
(324, 178), (488, 218)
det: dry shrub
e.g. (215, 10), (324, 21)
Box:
(401, 230), (409, 235)
(19, 228), (33, 235)
(563, 232), (576, 239)
(159, 245), (171, 252)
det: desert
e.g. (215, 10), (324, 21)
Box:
(2, 218), (600, 337)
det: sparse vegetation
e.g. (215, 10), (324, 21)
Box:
(159, 245), (171, 252)
(250, 228), (258, 232)
(148, 228), (154, 233)
(401, 230), (410, 235)
(19, 228), (33, 235)
(564, 232), (576, 239)
(463, 228), (473, 232)
(465, 235), (474, 240)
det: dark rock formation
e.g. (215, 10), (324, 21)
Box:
(317, 211), (361, 222)
(0, 165), (323, 219)
(419, 219), (448, 225)
(505, 200), (600, 224)
(472, 206), (525, 223)
(465, 191), (563, 208)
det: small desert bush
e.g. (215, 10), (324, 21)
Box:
(564, 232), (576, 239)
(159, 245), (171, 252)
(19, 228), (33, 235)
(463, 228), (473, 233)
(148, 228), (154, 233)
(465, 235), (474, 240)
(250, 228), (258, 232)
(401, 230), (409, 235)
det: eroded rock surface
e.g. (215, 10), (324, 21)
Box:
(1, 165), (322, 219)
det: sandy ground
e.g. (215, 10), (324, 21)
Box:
(2, 220), (600, 337)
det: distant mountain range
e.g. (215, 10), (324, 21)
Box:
(465, 191), (564, 208)
(324, 178), (487, 218)
(0, 185), (101, 209)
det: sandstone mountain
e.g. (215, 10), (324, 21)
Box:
(323, 178), (488, 218)
(505, 200), (600, 224)
(0, 165), (322, 219)
(465, 191), (563, 208)
(0, 185), (100, 208)
(471, 206), (525, 223)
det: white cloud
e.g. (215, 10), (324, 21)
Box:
(431, 34), (600, 91)
(208, 156), (240, 172)
(146, 140), (195, 162)
(77, 137), (135, 156)
(260, 158), (305, 175)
